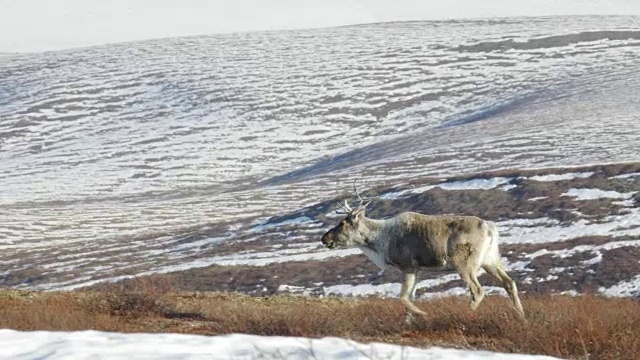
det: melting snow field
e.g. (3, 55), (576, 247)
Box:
(1, 15), (640, 292)
(0, 330), (561, 360)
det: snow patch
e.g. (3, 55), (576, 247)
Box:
(322, 274), (461, 298)
(528, 172), (594, 182)
(599, 274), (640, 297)
(249, 216), (320, 233)
(421, 286), (508, 299)
(0, 330), (562, 360)
(380, 177), (513, 199)
(498, 205), (640, 244)
(610, 172), (640, 180)
(561, 188), (636, 201)
(436, 177), (514, 191)
(277, 284), (311, 295)
(380, 184), (435, 200)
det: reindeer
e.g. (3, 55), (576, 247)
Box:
(320, 183), (525, 320)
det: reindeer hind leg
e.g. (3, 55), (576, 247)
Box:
(483, 264), (525, 319)
(458, 268), (485, 310)
(452, 243), (485, 311)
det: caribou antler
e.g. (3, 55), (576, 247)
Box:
(353, 180), (371, 209)
(335, 199), (353, 214)
(335, 180), (371, 214)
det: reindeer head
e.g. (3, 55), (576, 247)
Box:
(321, 182), (372, 249)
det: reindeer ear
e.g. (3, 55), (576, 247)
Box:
(351, 207), (366, 222)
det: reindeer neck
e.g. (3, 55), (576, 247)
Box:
(359, 216), (390, 245)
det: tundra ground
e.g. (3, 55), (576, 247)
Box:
(1, 286), (638, 360)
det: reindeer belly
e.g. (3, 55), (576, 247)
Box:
(387, 246), (445, 270)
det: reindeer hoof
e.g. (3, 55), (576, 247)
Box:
(404, 313), (414, 325)
(404, 311), (427, 325)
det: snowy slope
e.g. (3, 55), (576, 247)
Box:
(0, 330), (560, 360)
(1, 16), (640, 291)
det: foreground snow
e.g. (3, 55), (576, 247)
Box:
(0, 330), (560, 360)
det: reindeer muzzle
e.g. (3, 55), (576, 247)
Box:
(321, 233), (335, 249)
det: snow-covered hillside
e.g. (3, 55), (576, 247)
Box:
(1, 16), (640, 292)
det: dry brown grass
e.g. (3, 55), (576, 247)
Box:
(1, 285), (639, 360)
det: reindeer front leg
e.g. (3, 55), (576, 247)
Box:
(400, 272), (425, 322)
